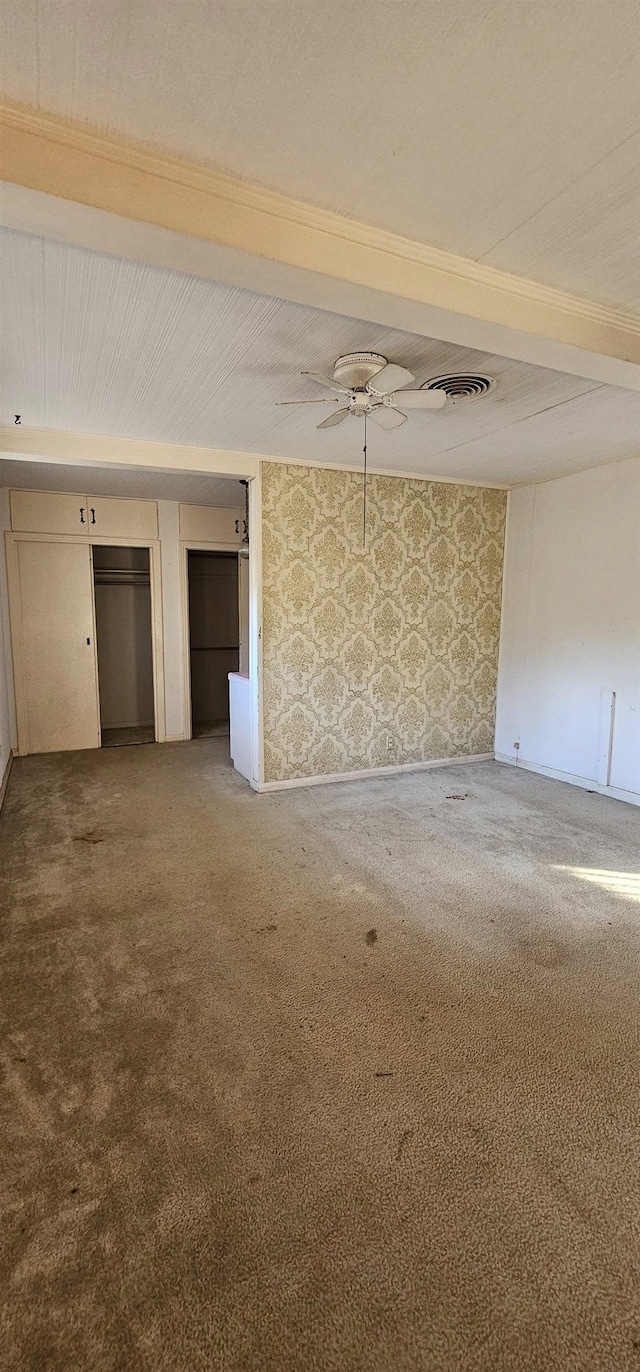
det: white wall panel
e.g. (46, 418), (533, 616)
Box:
(496, 457), (640, 800)
(157, 500), (186, 740)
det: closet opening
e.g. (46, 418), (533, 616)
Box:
(187, 550), (239, 741)
(93, 545), (155, 748)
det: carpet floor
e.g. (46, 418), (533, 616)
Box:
(1, 743), (640, 1371)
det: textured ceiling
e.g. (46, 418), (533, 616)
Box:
(1, 1), (640, 311)
(0, 458), (244, 506)
(3, 229), (640, 486)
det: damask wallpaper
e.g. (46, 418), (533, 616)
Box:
(261, 462), (506, 782)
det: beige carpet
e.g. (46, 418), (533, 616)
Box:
(1, 742), (640, 1371)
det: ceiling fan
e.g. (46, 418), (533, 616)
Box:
(279, 352), (447, 429)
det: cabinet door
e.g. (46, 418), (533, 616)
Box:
(180, 504), (244, 543)
(10, 489), (89, 535)
(13, 540), (100, 754)
(89, 497), (158, 540)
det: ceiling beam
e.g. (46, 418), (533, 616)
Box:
(1, 100), (640, 391)
(0, 427), (260, 480)
(0, 427), (509, 488)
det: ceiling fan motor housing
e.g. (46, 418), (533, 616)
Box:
(332, 352), (388, 390)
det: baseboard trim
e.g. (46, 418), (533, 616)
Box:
(0, 751), (14, 811)
(255, 752), (494, 793)
(495, 752), (640, 808)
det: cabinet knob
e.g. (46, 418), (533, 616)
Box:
(79, 507), (85, 524)
(90, 507), (96, 525)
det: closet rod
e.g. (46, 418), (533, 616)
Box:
(94, 575), (151, 586)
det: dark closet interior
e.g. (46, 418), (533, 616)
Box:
(187, 551), (239, 738)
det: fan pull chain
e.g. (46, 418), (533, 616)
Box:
(363, 410), (368, 548)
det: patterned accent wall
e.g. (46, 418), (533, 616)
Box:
(261, 462), (506, 782)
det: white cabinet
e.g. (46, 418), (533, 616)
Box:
(10, 540), (101, 755)
(10, 489), (89, 535)
(229, 672), (252, 781)
(89, 497), (158, 540)
(10, 490), (158, 540)
(6, 488), (162, 756)
(179, 503), (245, 544)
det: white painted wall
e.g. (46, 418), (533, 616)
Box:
(156, 501), (186, 740)
(496, 455), (640, 804)
(0, 491), (17, 798)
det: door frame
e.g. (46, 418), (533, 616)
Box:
(179, 538), (242, 742)
(178, 474), (261, 789)
(5, 531), (166, 754)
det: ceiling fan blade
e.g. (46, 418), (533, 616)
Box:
(367, 363), (415, 395)
(389, 388), (447, 409)
(370, 404), (407, 430)
(317, 407), (351, 429)
(277, 398), (339, 405)
(301, 370), (352, 395)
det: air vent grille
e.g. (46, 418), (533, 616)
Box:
(423, 374), (496, 403)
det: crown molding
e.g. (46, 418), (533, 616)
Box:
(1, 100), (636, 336)
(2, 99), (639, 388)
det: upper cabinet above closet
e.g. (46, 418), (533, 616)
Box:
(179, 503), (245, 544)
(10, 490), (158, 540)
(88, 498), (158, 540)
(10, 490), (88, 536)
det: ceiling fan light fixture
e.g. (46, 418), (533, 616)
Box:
(285, 352), (470, 432)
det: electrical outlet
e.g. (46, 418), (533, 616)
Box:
(386, 735), (394, 751)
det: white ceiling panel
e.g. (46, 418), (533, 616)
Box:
(2, 229), (640, 486)
(1, 1), (640, 310)
(480, 130), (640, 313)
(0, 458), (244, 505)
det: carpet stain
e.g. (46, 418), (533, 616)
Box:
(365, 928), (378, 945)
(396, 1127), (414, 1160)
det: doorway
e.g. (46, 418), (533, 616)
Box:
(93, 545), (155, 747)
(187, 551), (239, 739)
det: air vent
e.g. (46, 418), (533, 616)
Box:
(423, 374), (497, 404)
